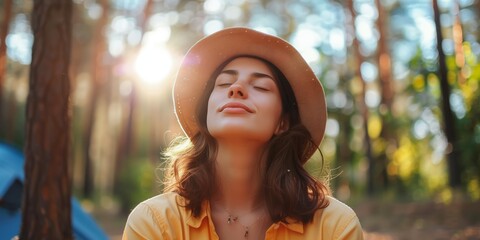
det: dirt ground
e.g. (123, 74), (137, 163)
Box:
(98, 198), (480, 240)
(354, 198), (480, 240)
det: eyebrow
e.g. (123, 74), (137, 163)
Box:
(220, 69), (274, 80)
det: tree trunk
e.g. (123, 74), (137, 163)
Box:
(335, 107), (354, 191)
(432, 0), (461, 188)
(375, 0), (393, 107)
(20, 0), (73, 239)
(0, 0), (13, 138)
(347, 0), (375, 195)
(375, 0), (393, 189)
(82, 0), (109, 199)
(476, 1), (480, 32)
(114, 0), (154, 194)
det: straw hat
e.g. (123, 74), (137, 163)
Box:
(173, 27), (327, 158)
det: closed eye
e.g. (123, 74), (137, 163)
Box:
(254, 86), (269, 91)
(215, 71), (236, 87)
(252, 77), (275, 92)
(217, 83), (232, 87)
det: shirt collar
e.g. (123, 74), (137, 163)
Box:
(277, 217), (304, 234)
(185, 200), (210, 228)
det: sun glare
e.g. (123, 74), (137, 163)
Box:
(134, 45), (172, 85)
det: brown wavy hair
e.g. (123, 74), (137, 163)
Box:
(164, 56), (329, 224)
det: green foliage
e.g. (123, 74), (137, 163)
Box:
(117, 158), (157, 212)
(404, 38), (480, 200)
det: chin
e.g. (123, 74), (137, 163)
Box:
(208, 127), (273, 142)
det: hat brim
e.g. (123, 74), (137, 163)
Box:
(173, 27), (327, 157)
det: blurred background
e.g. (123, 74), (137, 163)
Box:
(0, 0), (479, 239)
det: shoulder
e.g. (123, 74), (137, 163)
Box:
(321, 196), (357, 221)
(129, 191), (189, 222)
(306, 196), (364, 239)
(138, 191), (185, 211)
(123, 192), (188, 239)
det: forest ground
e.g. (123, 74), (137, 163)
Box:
(98, 197), (480, 240)
(354, 197), (480, 240)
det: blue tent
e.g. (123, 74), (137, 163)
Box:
(0, 143), (108, 240)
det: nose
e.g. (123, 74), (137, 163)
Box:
(228, 83), (247, 98)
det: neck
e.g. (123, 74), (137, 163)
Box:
(212, 139), (267, 213)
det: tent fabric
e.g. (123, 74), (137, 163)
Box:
(0, 143), (108, 240)
(0, 144), (24, 197)
(0, 207), (21, 240)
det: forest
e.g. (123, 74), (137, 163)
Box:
(0, 0), (479, 239)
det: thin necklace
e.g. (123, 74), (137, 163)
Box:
(226, 211), (264, 238)
(215, 202), (266, 239)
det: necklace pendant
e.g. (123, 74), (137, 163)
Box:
(227, 215), (238, 224)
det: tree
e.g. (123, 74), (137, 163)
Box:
(20, 0), (73, 238)
(432, 0), (461, 188)
(375, 0), (394, 190)
(346, 0), (375, 194)
(83, 0), (110, 198)
(375, 0), (393, 107)
(114, 0), (154, 195)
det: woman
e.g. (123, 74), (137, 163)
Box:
(123, 27), (363, 240)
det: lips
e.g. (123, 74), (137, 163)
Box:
(219, 102), (254, 113)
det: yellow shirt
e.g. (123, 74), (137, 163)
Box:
(123, 192), (363, 240)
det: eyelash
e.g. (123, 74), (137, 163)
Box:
(216, 83), (269, 91)
(254, 86), (268, 91)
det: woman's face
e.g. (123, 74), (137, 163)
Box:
(206, 57), (284, 143)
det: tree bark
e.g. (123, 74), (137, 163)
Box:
(20, 0), (73, 239)
(432, 0), (461, 188)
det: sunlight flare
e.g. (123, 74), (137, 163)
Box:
(135, 45), (172, 85)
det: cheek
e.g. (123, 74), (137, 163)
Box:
(267, 95), (283, 118)
(258, 95), (283, 130)
(206, 94), (217, 130)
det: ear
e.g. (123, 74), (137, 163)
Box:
(274, 116), (289, 135)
